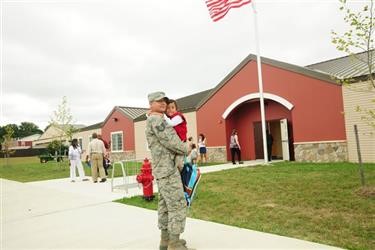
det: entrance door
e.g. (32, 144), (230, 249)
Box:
(280, 118), (290, 160)
(253, 122), (263, 159)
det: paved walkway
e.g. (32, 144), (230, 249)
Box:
(2, 161), (342, 249)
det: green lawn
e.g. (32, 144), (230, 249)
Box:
(0, 156), (139, 182)
(0, 156), (74, 182)
(116, 162), (375, 250)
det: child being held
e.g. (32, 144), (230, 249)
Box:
(164, 99), (188, 171)
(187, 143), (198, 165)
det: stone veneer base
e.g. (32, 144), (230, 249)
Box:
(110, 150), (136, 162)
(294, 141), (348, 162)
(205, 146), (227, 163)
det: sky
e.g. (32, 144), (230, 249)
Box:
(0, 0), (367, 130)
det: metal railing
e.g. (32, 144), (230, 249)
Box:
(110, 159), (143, 195)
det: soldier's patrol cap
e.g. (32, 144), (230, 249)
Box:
(148, 91), (168, 103)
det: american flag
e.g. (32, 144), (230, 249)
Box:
(205, 0), (252, 22)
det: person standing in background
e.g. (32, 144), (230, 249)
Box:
(98, 134), (110, 176)
(68, 139), (89, 182)
(197, 133), (207, 164)
(229, 129), (243, 165)
(87, 133), (107, 183)
(267, 130), (274, 162)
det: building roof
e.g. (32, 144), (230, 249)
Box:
(77, 122), (103, 132)
(133, 89), (213, 122)
(174, 89), (214, 113)
(18, 134), (41, 141)
(118, 106), (149, 119)
(306, 50), (375, 80)
(54, 124), (86, 130)
(196, 53), (337, 109)
(103, 106), (149, 124)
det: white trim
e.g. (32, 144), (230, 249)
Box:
(111, 131), (124, 152)
(222, 92), (294, 119)
(294, 140), (347, 145)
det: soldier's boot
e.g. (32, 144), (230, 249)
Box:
(167, 234), (195, 250)
(159, 229), (169, 250)
(159, 230), (187, 250)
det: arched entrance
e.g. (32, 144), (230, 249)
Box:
(223, 93), (294, 161)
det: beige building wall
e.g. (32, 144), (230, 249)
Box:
(185, 112), (198, 143)
(342, 81), (375, 163)
(134, 111), (198, 160)
(73, 128), (102, 159)
(135, 120), (151, 160)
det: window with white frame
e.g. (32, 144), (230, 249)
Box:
(111, 131), (123, 152)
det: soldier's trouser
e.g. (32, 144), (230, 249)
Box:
(156, 170), (187, 234)
(91, 153), (106, 181)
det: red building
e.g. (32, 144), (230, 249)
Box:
(95, 54), (351, 163)
(196, 55), (347, 162)
(101, 106), (148, 161)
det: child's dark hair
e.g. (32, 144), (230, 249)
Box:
(191, 143), (196, 149)
(199, 133), (205, 140)
(167, 99), (178, 110)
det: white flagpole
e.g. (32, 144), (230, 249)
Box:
(251, 0), (268, 163)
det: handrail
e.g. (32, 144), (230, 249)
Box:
(110, 159), (144, 197)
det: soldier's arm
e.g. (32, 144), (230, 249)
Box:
(151, 116), (189, 155)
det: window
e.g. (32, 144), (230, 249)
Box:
(78, 138), (83, 148)
(89, 136), (92, 142)
(111, 131), (123, 152)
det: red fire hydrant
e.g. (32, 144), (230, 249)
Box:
(136, 158), (154, 201)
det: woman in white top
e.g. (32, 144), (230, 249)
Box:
(198, 133), (207, 164)
(68, 139), (88, 182)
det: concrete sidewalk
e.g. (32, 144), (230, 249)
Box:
(24, 160), (267, 201)
(1, 162), (343, 249)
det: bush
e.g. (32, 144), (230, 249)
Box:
(47, 140), (68, 156)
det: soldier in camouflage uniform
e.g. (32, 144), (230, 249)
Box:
(146, 92), (194, 250)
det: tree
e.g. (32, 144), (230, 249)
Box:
(1, 125), (16, 166)
(0, 126), (4, 146)
(332, 0), (374, 87)
(0, 124), (19, 140)
(18, 122), (43, 138)
(49, 96), (75, 166)
(47, 140), (68, 161)
(49, 96), (75, 142)
(332, 0), (375, 188)
(332, 1), (375, 129)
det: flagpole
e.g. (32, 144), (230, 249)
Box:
(251, 0), (268, 164)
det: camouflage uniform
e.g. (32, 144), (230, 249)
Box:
(146, 114), (188, 234)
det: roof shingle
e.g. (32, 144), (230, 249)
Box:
(307, 50), (375, 79)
